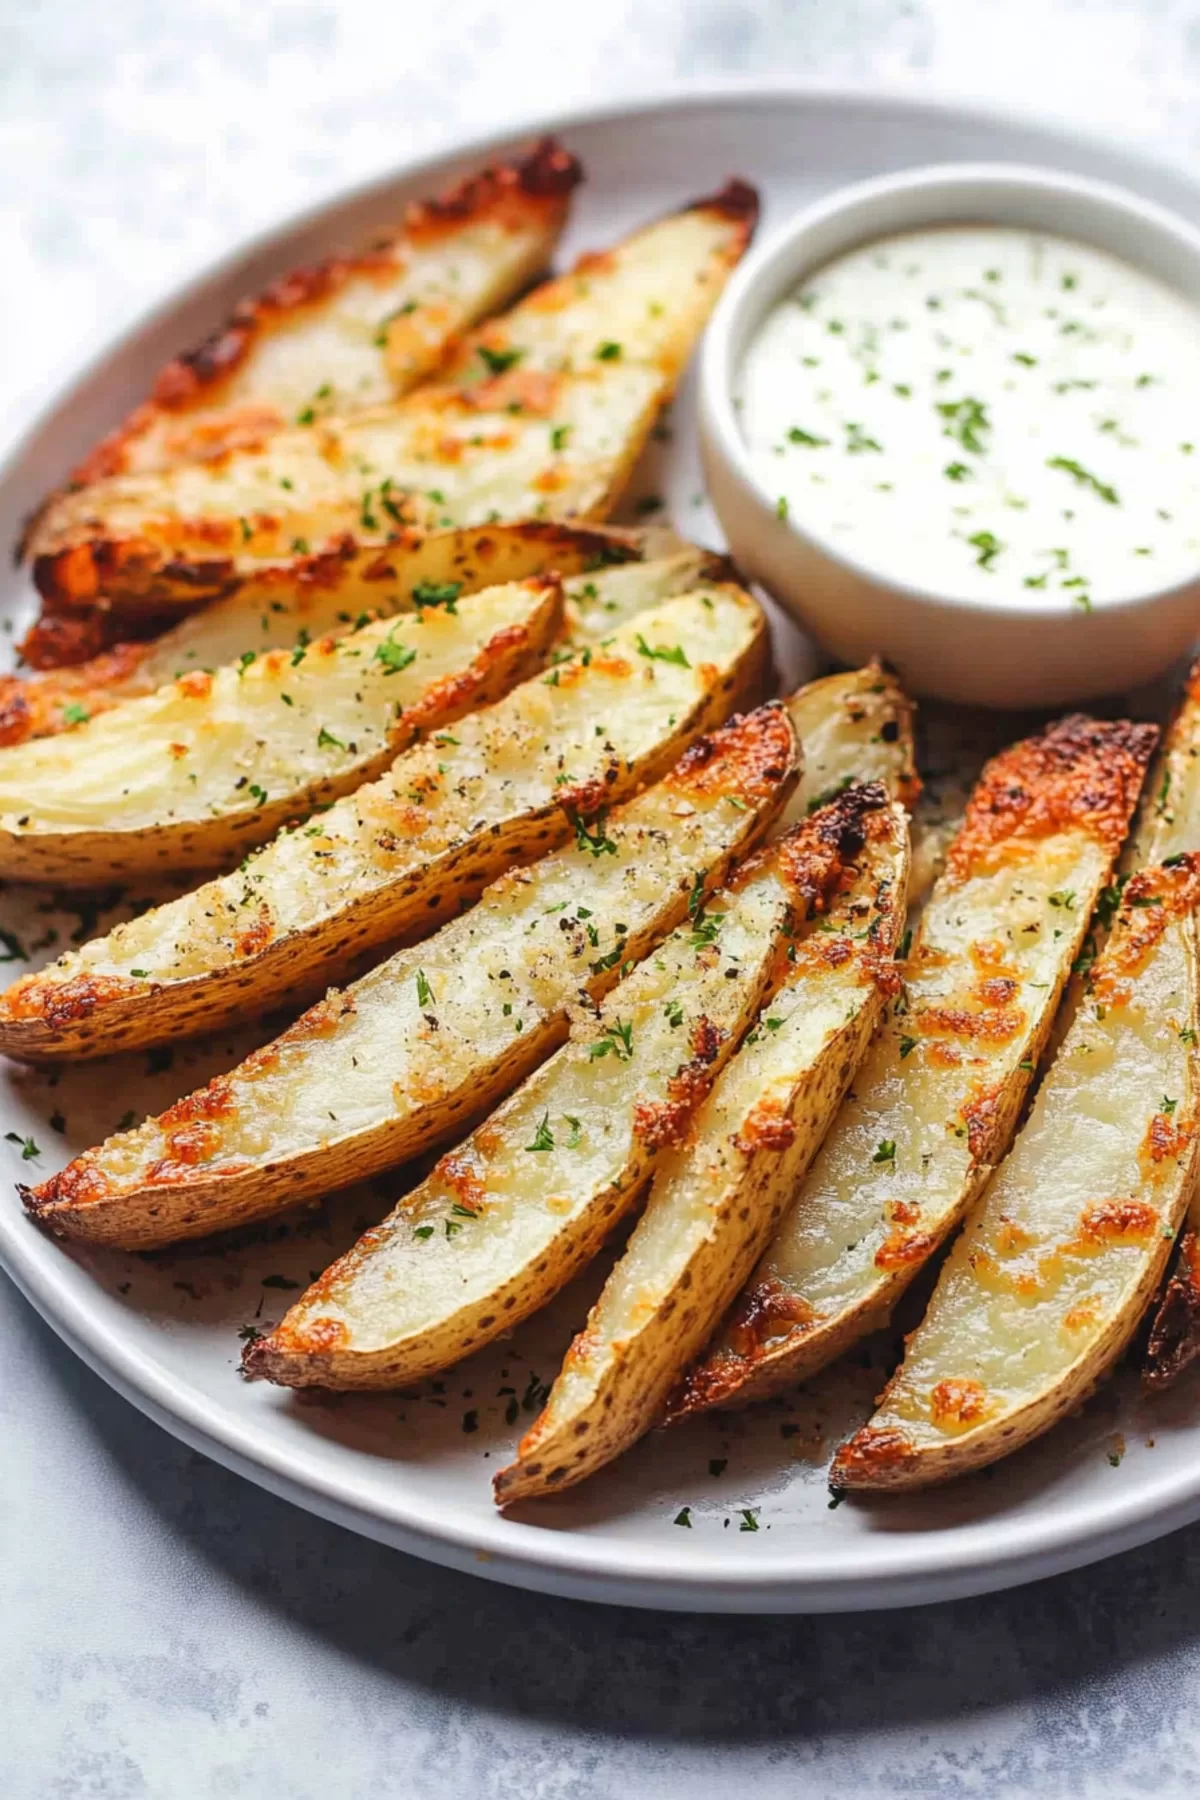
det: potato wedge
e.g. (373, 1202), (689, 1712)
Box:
(0, 579), (560, 885)
(671, 715), (1157, 1416)
(53, 140), (581, 491)
(783, 663), (919, 824)
(494, 785), (909, 1502)
(444, 179), (757, 387)
(835, 855), (1200, 1490)
(24, 704), (797, 1249)
(0, 585), (766, 1059)
(244, 827), (805, 1390)
(3, 522), (634, 736)
(28, 186), (757, 614)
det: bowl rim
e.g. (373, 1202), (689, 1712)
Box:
(700, 157), (1200, 623)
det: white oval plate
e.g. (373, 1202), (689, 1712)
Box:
(5, 85), (1200, 1614)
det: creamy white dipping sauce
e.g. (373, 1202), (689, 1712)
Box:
(737, 226), (1200, 607)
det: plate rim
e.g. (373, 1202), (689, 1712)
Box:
(7, 78), (1200, 1613)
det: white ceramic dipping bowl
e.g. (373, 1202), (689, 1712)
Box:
(700, 162), (1200, 708)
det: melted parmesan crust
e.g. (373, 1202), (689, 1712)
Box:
(671, 714), (1158, 1417)
(58, 140), (582, 489)
(23, 704), (797, 1249)
(0, 579), (560, 883)
(494, 786), (909, 1502)
(0, 584), (765, 1058)
(837, 855), (1200, 1489)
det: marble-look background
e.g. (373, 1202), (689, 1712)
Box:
(6, 2), (1200, 1795)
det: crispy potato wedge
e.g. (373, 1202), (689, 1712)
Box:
(245, 828), (804, 1389)
(783, 663), (919, 825)
(0, 585), (766, 1059)
(53, 141), (581, 491)
(671, 715), (1157, 1417)
(4, 522), (634, 733)
(835, 855), (1200, 1490)
(27, 185), (757, 614)
(0, 579), (560, 885)
(24, 704), (797, 1249)
(495, 785), (909, 1501)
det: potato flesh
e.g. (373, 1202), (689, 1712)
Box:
(65, 764), (782, 1198)
(869, 897), (1197, 1454)
(447, 206), (749, 386)
(273, 868), (792, 1368)
(1132, 670), (1200, 867)
(0, 582), (549, 835)
(31, 588), (759, 987)
(560, 550), (720, 644)
(783, 666), (917, 823)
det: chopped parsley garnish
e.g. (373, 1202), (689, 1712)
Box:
(776, 495), (789, 520)
(550, 424), (571, 451)
(673, 1507), (693, 1528)
(1046, 456), (1119, 505)
(899, 1035), (918, 1059)
(572, 811), (618, 857)
(62, 703), (90, 725)
(413, 1225), (435, 1241)
(943, 461), (972, 483)
(595, 341), (622, 361)
(374, 633), (417, 675)
(410, 580), (461, 612)
(588, 1019), (634, 1061)
(415, 969), (434, 1008)
(5, 1132), (40, 1161)
(937, 395), (991, 455)
(845, 421), (882, 454)
(787, 426), (829, 447)
(636, 634), (690, 667)
(525, 1113), (556, 1153)
(665, 999), (685, 1028)
(738, 1508), (760, 1532)
(872, 1139), (897, 1164)
(967, 530), (1003, 570)
(477, 345), (522, 375)
(317, 726), (346, 750)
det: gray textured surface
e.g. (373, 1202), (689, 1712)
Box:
(5, 3), (1200, 1794)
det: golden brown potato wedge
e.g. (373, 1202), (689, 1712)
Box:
(0, 584), (766, 1059)
(53, 140), (582, 490)
(0, 578), (560, 885)
(24, 704), (797, 1250)
(244, 822), (805, 1389)
(835, 855), (1200, 1491)
(671, 715), (1157, 1417)
(494, 785), (909, 1502)
(2, 522), (634, 740)
(27, 185), (757, 615)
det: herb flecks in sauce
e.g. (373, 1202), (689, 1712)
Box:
(738, 225), (1200, 603)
